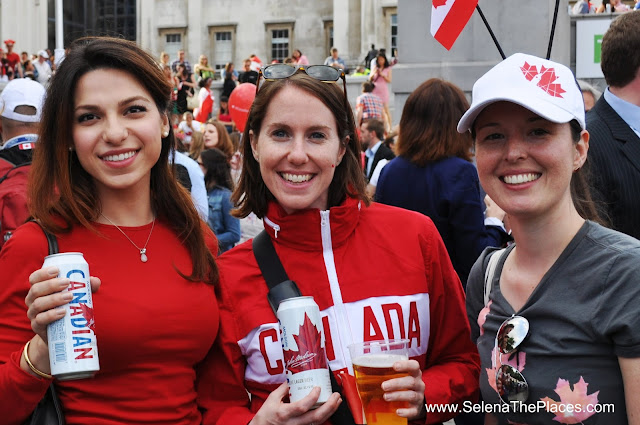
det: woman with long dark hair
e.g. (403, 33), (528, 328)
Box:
(0, 37), (219, 423)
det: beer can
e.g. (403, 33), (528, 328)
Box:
(43, 252), (100, 380)
(277, 296), (332, 406)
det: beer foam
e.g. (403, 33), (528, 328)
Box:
(352, 353), (407, 368)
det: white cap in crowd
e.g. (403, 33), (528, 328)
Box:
(38, 50), (49, 59)
(457, 53), (586, 133)
(0, 78), (47, 123)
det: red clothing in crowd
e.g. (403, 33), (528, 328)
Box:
(0, 220), (219, 424)
(203, 197), (480, 425)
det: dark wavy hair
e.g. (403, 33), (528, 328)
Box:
(232, 71), (368, 218)
(29, 36), (217, 285)
(200, 148), (233, 191)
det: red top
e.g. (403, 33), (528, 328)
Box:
(206, 198), (480, 424)
(0, 220), (219, 424)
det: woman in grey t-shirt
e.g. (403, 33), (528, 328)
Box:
(458, 53), (640, 424)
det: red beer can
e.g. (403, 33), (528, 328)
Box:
(43, 252), (100, 380)
(277, 296), (332, 406)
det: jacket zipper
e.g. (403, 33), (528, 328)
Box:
(320, 210), (354, 373)
(264, 216), (280, 238)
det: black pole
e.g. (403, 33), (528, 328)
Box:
(546, 0), (561, 59)
(475, 4), (506, 59)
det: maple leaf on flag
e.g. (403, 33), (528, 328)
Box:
(520, 62), (538, 81)
(540, 377), (599, 424)
(283, 313), (327, 374)
(430, 0), (478, 50)
(79, 303), (96, 333)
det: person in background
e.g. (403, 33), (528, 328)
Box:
(635, 0), (640, 10)
(577, 79), (601, 111)
(239, 58), (259, 85)
(323, 47), (346, 70)
(572, 0), (592, 13)
(159, 51), (170, 68)
(175, 62), (196, 115)
(171, 49), (192, 74)
(221, 63), (237, 99)
(361, 118), (395, 182)
(0, 36), (220, 424)
(199, 148), (240, 253)
(291, 49), (309, 65)
(189, 119), (234, 160)
(3, 40), (22, 78)
(204, 64), (479, 424)
(355, 80), (384, 127)
(194, 76), (214, 122)
(587, 10), (640, 239)
(369, 52), (393, 131)
(0, 78), (46, 247)
(217, 95), (235, 133)
(33, 50), (52, 86)
(220, 61), (238, 81)
(194, 54), (215, 82)
(177, 111), (202, 145)
(162, 64), (180, 126)
(461, 52), (640, 424)
(376, 78), (509, 287)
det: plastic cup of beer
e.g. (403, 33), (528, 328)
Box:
(349, 339), (409, 425)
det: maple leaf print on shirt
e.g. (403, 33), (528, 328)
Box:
(478, 300), (492, 336)
(540, 377), (599, 424)
(283, 313), (328, 374)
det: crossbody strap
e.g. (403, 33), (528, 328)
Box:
(484, 247), (507, 306)
(252, 230), (358, 425)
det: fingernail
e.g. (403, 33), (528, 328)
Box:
(48, 267), (59, 276)
(383, 393), (390, 401)
(381, 383), (389, 391)
(59, 279), (69, 288)
(62, 292), (73, 301)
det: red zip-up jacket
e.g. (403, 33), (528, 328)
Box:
(200, 197), (480, 424)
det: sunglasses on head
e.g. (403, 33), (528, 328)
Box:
(495, 315), (530, 405)
(255, 64), (347, 100)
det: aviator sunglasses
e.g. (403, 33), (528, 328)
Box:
(495, 315), (530, 405)
(255, 64), (348, 108)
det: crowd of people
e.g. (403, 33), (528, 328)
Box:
(0, 39), (54, 85)
(1, 10), (640, 425)
(572, 0), (638, 13)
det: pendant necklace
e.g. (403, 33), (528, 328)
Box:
(100, 213), (156, 263)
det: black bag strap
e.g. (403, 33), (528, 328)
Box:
(252, 229), (357, 425)
(23, 220), (65, 425)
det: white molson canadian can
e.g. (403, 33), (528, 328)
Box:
(43, 252), (100, 380)
(277, 296), (332, 406)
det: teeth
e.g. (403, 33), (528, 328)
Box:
(103, 151), (136, 162)
(503, 173), (541, 184)
(281, 173), (312, 183)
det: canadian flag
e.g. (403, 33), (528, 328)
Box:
(430, 0), (478, 50)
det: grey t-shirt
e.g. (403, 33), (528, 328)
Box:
(467, 221), (640, 424)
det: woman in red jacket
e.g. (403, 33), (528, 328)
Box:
(204, 64), (480, 425)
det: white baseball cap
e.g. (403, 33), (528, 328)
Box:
(457, 53), (585, 133)
(38, 50), (49, 59)
(0, 78), (46, 123)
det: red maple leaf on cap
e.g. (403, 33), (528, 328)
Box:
(433, 0), (448, 7)
(520, 62), (538, 81)
(535, 66), (566, 98)
(540, 377), (599, 424)
(283, 313), (328, 374)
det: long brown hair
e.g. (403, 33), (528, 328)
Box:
(396, 78), (473, 166)
(29, 36), (217, 285)
(232, 72), (368, 218)
(189, 119), (234, 160)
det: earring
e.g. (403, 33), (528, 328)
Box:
(162, 130), (169, 138)
(68, 146), (74, 152)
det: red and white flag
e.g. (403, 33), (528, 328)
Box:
(430, 0), (478, 50)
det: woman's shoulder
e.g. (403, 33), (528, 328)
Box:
(585, 221), (640, 254)
(0, 221), (50, 262)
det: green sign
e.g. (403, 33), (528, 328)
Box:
(594, 34), (603, 63)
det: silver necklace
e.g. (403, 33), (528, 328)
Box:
(100, 213), (155, 263)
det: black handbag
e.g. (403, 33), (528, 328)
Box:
(252, 230), (359, 425)
(22, 222), (65, 425)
